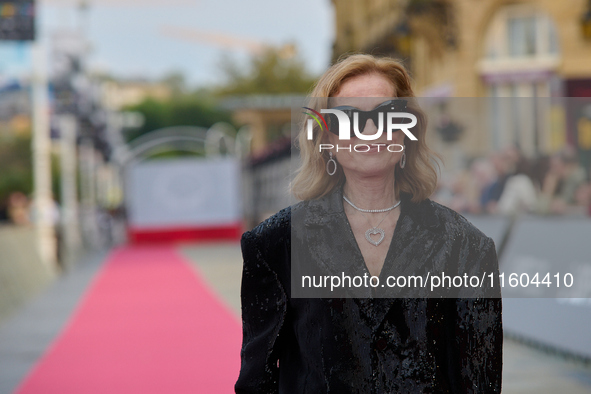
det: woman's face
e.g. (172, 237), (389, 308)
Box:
(325, 72), (405, 179)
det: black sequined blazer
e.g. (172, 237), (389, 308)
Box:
(235, 187), (503, 394)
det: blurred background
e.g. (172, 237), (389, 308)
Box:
(0, 0), (591, 393)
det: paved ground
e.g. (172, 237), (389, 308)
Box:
(179, 242), (243, 316)
(502, 340), (591, 393)
(0, 250), (107, 394)
(0, 226), (55, 323)
(0, 242), (589, 393)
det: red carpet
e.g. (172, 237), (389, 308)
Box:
(15, 246), (242, 394)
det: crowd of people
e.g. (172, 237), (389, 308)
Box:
(434, 146), (591, 216)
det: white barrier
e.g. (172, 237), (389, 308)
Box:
(125, 157), (242, 242)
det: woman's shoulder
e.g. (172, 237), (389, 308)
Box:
(246, 206), (291, 233)
(240, 206), (296, 283)
(425, 198), (494, 247)
(242, 199), (315, 239)
(241, 205), (293, 253)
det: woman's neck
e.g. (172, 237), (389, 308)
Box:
(342, 173), (397, 210)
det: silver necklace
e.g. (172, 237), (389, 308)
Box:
(343, 196), (401, 247)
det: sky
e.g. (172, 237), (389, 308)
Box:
(0, 0), (334, 88)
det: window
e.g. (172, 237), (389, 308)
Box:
(484, 5), (559, 61)
(508, 16), (537, 57)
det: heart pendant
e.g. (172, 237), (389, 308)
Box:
(365, 227), (385, 247)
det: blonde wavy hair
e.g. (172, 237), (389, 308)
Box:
(291, 53), (439, 203)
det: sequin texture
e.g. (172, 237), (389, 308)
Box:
(235, 189), (503, 393)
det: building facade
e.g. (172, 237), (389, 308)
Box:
(332, 0), (591, 161)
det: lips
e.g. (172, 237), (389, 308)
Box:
(365, 145), (382, 153)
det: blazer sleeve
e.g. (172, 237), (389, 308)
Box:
(447, 237), (503, 393)
(235, 229), (287, 394)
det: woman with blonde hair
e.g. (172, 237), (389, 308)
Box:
(236, 54), (502, 393)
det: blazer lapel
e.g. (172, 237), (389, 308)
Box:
(296, 186), (372, 298)
(367, 194), (443, 329)
(293, 187), (443, 328)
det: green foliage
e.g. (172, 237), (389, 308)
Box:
(124, 93), (233, 142)
(123, 45), (316, 144)
(0, 135), (33, 205)
(145, 150), (205, 160)
(216, 46), (317, 96)
(0, 134), (62, 209)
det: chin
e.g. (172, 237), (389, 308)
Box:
(347, 163), (397, 178)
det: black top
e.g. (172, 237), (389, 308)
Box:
(235, 188), (503, 394)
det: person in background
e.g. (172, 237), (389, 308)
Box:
(480, 150), (510, 214)
(539, 150), (587, 214)
(480, 147), (522, 214)
(496, 157), (538, 215)
(7, 192), (30, 225)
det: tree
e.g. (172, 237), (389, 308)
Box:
(123, 92), (233, 143)
(0, 134), (61, 221)
(161, 71), (187, 95)
(0, 135), (33, 207)
(216, 45), (317, 96)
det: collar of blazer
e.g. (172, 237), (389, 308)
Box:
(291, 185), (444, 310)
